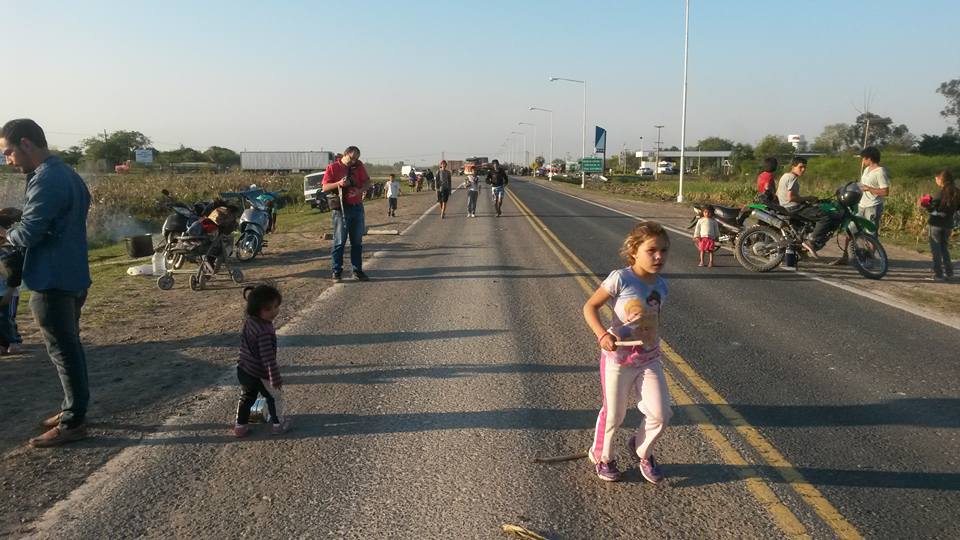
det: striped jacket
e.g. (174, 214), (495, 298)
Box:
(238, 316), (281, 386)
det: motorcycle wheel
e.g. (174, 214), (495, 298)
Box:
(735, 224), (784, 272)
(849, 232), (888, 279)
(230, 268), (244, 284)
(236, 233), (261, 262)
(189, 274), (202, 291)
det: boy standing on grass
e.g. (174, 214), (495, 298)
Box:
(386, 173), (400, 217)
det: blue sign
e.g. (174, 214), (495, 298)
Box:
(594, 126), (607, 154)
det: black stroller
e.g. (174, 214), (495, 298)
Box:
(156, 201), (245, 291)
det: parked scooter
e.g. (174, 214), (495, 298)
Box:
(221, 187), (280, 262)
(686, 203), (749, 250)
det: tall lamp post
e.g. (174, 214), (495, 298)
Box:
(529, 107), (554, 180)
(511, 131), (527, 171)
(677, 0), (691, 203)
(518, 122), (536, 168)
(654, 125), (664, 180)
(550, 77), (586, 188)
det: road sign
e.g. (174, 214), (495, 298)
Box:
(582, 157), (603, 173)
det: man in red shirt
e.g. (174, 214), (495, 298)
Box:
(756, 157), (778, 204)
(322, 146), (370, 281)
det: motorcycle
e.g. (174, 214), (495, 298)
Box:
(221, 188), (280, 262)
(686, 203), (749, 250)
(734, 182), (888, 279)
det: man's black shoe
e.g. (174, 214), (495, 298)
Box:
(332, 271), (342, 282)
(353, 270), (370, 282)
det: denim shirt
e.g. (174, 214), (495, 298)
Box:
(6, 156), (92, 292)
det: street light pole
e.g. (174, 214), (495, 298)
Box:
(654, 125), (664, 180)
(530, 107), (554, 180)
(677, 0), (690, 203)
(550, 77), (587, 188)
(519, 122), (536, 168)
(511, 131), (526, 171)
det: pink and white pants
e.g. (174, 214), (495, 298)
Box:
(591, 351), (673, 464)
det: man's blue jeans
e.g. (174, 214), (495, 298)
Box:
(31, 289), (89, 428)
(331, 204), (365, 274)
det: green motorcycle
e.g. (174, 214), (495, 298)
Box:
(734, 182), (888, 279)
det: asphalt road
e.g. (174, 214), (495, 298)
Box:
(31, 181), (959, 539)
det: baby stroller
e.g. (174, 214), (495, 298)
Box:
(156, 201), (245, 291)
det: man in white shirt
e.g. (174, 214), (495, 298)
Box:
(858, 146), (890, 231)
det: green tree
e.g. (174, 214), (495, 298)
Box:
(812, 123), (855, 154)
(158, 146), (208, 164)
(730, 143), (754, 163)
(203, 146), (240, 166)
(851, 113), (912, 149)
(81, 130), (151, 166)
(916, 131), (960, 155)
(695, 136), (735, 150)
(754, 135), (795, 159)
(55, 145), (84, 166)
(534, 156), (545, 168)
(937, 78), (960, 129)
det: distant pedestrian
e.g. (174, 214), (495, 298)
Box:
(408, 168), (417, 188)
(583, 221), (672, 483)
(321, 146), (371, 282)
(424, 168), (435, 191)
(436, 160), (453, 219)
(464, 164), (480, 217)
(386, 173), (401, 217)
(693, 205), (719, 267)
(756, 157), (778, 204)
(919, 169), (959, 281)
(1, 119), (92, 448)
(486, 159), (509, 217)
(234, 285), (290, 437)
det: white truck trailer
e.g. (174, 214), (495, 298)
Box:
(240, 151), (333, 172)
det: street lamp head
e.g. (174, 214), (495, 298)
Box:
(549, 77), (558, 82)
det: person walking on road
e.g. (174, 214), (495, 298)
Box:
(583, 221), (673, 484)
(322, 146), (370, 282)
(464, 164), (480, 217)
(436, 160), (453, 219)
(0, 119), (92, 447)
(486, 159), (509, 217)
(919, 169), (959, 281)
(234, 285), (290, 437)
(693, 205), (719, 268)
(386, 173), (400, 217)
(423, 168), (435, 192)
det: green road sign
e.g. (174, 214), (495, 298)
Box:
(582, 157), (603, 173)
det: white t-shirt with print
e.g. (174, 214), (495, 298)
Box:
(601, 268), (668, 364)
(860, 166), (889, 208)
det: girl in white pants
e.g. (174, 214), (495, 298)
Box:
(583, 221), (673, 483)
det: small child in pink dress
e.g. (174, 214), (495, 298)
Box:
(693, 206), (719, 267)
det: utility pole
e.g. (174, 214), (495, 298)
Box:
(654, 125), (664, 180)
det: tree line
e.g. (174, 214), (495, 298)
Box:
(50, 131), (240, 169)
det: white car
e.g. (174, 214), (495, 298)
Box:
(636, 167), (654, 176)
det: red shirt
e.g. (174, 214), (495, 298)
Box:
(323, 160), (370, 206)
(757, 171), (774, 195)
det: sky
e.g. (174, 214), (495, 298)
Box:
(3, 0), (959, 165)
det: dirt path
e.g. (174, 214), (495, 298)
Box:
(0, 189), (439, 536)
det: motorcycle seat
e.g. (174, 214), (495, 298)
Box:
(712, 205), (743, 220)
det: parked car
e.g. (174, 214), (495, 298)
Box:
(635, 167), (654, 176)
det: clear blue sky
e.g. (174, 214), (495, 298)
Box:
(4, 0), (959, 164)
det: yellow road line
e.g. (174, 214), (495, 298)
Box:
(508, 189), (862, 539)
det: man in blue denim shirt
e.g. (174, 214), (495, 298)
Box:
(1, 119), (92, 447)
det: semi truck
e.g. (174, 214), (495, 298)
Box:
(240, 151), (334, 172)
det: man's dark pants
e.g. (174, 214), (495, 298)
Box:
(331, 204), (365, 274)
(31, 289), (89, 428)
(794, 206), (839, 250)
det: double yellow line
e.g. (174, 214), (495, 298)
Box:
(507, 189), (862, 540)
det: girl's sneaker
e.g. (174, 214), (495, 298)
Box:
(233, 424), (250, 438)
(271, 418), (291, 435)
(638, 455), (664, 484)
(595, 461), (622, 482)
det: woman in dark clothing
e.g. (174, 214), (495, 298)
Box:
(919, 169), (960, 280)
(436, 160), (453, 219)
